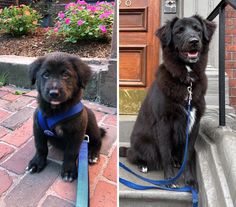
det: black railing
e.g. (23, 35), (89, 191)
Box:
(207, 0), (236, 126)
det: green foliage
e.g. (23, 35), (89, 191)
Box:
(0, 4), (41, 36)
(48, 1), (114, 43)
(0, 72), (8, 87)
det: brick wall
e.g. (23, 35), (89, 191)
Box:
(225, 5), (236, 109)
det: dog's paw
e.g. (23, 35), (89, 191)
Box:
(61, 166), (77, 182)
(138, 165), (148, 173)
(26, 156), (47, 173)
(88, 152), (99, 164)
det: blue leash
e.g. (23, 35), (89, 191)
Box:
(119, 83), (198, 207)
(76, 135), (90, 207)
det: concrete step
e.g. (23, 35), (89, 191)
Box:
(119, 143), (192, 207)
(0, 55), (116, 107)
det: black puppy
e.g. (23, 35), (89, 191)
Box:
(120, 15), (216, 188)
(27, 52), (106, 182)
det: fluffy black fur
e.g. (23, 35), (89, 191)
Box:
(27, 52), (106, 182)
(120, 15), (216, 188)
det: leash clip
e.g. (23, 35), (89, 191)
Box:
(187, 82), (193, 105)
(84, 135), (90, 143)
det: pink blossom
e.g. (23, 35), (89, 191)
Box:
(65, 2), (76, 10)
(87, 5), (97, 12)
(65, 18), (71, 25)
(99, 25), (107, 33)
(77, 0), (87, 5)
(77, 20), (84, 26)
(99, 11), (113, 19)
(54, 28), (59, 33)
(58, 11), (65, 19)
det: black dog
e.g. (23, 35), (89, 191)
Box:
(120, 15), (216, 188)
(27, 52), (106, 182)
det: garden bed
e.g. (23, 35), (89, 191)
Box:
(0, 28), (111, 58)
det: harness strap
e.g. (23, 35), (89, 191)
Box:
(37, 102), (84, 136)
(76, 136), (89, 207)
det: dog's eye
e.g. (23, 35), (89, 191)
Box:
(62, 71), (70, 79)
(193, 25), (201, 32)
(42, 72), (50, 79)
(176, 27), (184, 34)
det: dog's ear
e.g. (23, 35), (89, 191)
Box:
(193, 15), (216, 42)
(29, 57), (45, 85)
(156, 17), (178, 47)
(69, 56), (92, 88)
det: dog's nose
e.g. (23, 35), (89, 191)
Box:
(189, 37), (199, 45)
(49, 89), (59, 98)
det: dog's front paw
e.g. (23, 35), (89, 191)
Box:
(88, 152), (99, 164)
(27, 155), (47, 173)
(61, 165), (77, 182)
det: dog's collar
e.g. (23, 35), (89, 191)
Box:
(37, 101), (84, 137)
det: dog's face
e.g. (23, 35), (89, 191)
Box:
(156, 15), (216, 64)
(29, 52), (91, 105)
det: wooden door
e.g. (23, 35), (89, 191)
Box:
(119, 0), (160, 114)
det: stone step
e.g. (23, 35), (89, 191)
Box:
(119, 143), (192, 207)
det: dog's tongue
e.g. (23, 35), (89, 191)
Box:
(51, 101), (60, 105)
(187, 51), (199, 58)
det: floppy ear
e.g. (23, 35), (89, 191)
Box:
(29, 57), (45, 85)
(156, 17), (178, 47)
(69, 56), (92, 88)
(193, 15), (216, 42)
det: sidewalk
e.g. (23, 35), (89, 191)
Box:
(0, 86), (117, 207)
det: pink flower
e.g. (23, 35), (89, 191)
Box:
(87, 5), (97, 12)
(99, 25), (107, 33)
(54, 28), (59, 33)
(77, 20), (84, 26)
(99, 11), (113, 19)
(77, 0), (87, 5)
(58, 11), (65, 19)
(65, 2), (76, 10)
(65, 18), (71, 25)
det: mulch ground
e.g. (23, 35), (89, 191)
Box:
(0, 28), (111, 58)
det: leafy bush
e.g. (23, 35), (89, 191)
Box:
(0, 4), (41, 36)
(48, 1), (114, 43)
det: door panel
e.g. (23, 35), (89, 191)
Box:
(119, 0), (160, 114)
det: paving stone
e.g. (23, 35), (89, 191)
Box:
(0, 170), (13, 196)
(0, 109), (11, 123)
(42, 195), (74, 207)
(1, 107), (34, 130)
(103, 147), (117, 182)
(24, 90), (38, 98)
(2, 93), (20, 101)
(2, 118), (33, 147)
(94, 111), (106, 122)
(0, 91), (8, 98)
(48, 146), (63, 162)
(0, 143), (14, 162)
(89, 155), (106, 196)
(4, 96), (35, 112)
(82, 100), (117, 114)
(2, 139), (35, 174)
(90, 181), (117, 207)
(0, 99), (9, 108)
(52, 178), (77, 202)
(103, 114), (117, 126)
(4, 161), (60, 207)
(100, 125), (117, 155)
(0, 127), (8, 138)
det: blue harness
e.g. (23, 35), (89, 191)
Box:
(37, 101), (89, 207)
(119, 84), (198, 207)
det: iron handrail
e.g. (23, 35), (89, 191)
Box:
(206, 0), (236, 126)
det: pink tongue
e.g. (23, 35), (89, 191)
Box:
(188, 52), (198, 58)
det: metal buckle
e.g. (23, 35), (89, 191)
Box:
(84, 135), (90, 143)
(44, 130), (55, 137)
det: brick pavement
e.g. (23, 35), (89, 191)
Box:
(0, 86), (117, 207)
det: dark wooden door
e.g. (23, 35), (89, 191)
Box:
(119, 0), (160, 114)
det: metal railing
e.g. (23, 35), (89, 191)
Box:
(207, 0), (236, 126)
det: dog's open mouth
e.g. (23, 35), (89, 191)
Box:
(180, 50), (200, 63)
(50, 101), (61, 105)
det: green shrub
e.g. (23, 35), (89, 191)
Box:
(48, 1), (114, 43)
(0, 4), (41, 36)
